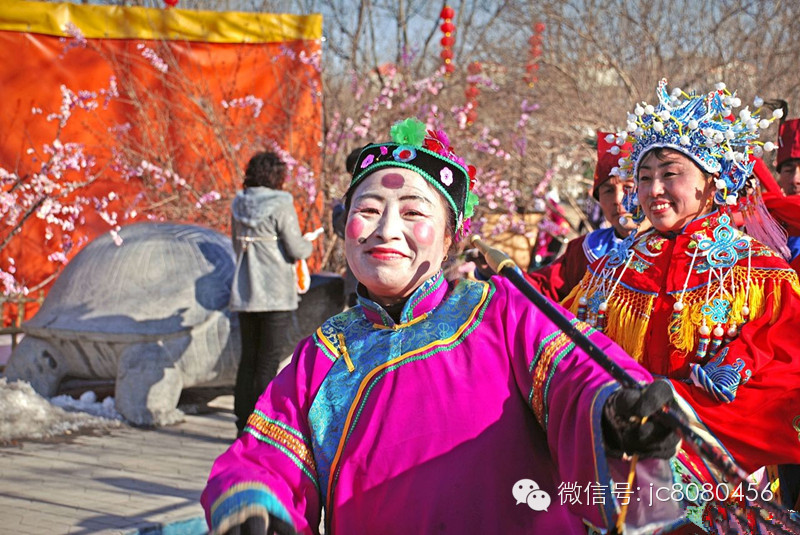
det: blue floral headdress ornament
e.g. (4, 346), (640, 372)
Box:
(617, 79), (783, 222)
(347, 118), (479, 240)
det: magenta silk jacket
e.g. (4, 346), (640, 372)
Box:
(202, 273), (682, 534)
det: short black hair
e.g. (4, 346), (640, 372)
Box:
(777, 158), (800, 173)
(243, 151), (287, 189)
(345, 147), (364, 175)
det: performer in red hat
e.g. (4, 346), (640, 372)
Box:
(776, 118), (800, 195)
(525, 131), (637, 301)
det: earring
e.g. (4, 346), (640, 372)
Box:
(443, 254), (449, 261)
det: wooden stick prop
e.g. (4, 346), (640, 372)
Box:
(470, 235), (800, 534)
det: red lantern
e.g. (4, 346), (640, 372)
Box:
(524, 21), (545, 87)
(439, 5), (456, 75)
(464, 61), (482, 119)
(164, 0), (178, 5)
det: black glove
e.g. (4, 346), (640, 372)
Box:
(602, 380), (680, 459)
(222, 514), (298, 535)
(464, 248), (493, 280)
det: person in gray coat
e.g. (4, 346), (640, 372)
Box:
(230, 151), (313, 434)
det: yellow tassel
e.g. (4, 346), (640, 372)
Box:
(562, 282), (653, 361)
(568, 266), (792, 363)
(603, 296), (651, 362)
(753, 282), (766, 322)
(729, 286), (747, 325)
(670, 302), (700, 354)
(669, 269), (769, 354)
(725, 281), (765, 325)
(769, 283), (781, 324)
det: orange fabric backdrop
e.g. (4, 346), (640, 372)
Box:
(0, 1), (323, 325)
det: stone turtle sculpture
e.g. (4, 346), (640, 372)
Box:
(5, 222), (345, 426)
(5, 222), (242, 425)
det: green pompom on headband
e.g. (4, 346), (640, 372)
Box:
(390, 118), (428, 147)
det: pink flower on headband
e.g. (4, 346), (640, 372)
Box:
(425, 128), (466, 168)
(440, 167), (454, 186)
(448, 152), (466, 168)
(424, 129), (451, 155)
(360, 154), (375, 168)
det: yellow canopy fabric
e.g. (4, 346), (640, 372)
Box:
(0, 0), (322, 43)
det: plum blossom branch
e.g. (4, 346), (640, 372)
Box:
(221, 96), (264, 118)
(137, 43), (169, 73)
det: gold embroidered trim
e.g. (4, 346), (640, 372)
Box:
(246, 414), (316, 471)
(531, 332), (570, 427)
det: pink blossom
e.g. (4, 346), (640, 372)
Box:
(521, 100), (540, 113)
(195, 190), (221, 208)
(0, 268), (27, 296)
(136, 160), (184, 188)
(136, 43), (168, 73)
(221, 95), (264, 118)
(59, 23), (87, 56)
(265, 141), (318, 204)
(109, 229), (123, 247)
(47, 251), (68, 264)
(298, 50), (322, 72)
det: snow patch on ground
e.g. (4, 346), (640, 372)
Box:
(0, 377), (123, 444)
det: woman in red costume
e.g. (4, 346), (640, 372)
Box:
(562, 79), (800, 531)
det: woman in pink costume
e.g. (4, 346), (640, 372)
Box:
(202, 118), (683, 535)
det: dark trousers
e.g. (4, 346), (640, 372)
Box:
(234, 310), (298, 433)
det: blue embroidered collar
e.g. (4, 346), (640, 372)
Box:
(582, 227), (622, 264)
(356, 271), (448, 327)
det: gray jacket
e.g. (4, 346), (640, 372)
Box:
(230, 187), (312, 312)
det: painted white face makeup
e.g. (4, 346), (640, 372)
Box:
(344, 168), (452, 306)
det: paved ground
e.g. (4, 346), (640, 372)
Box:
(0, 394), (236, 535)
